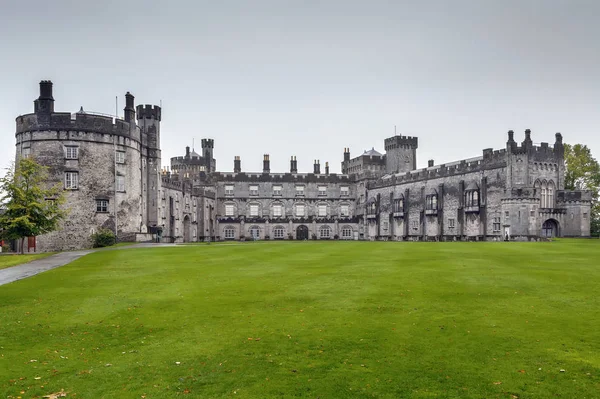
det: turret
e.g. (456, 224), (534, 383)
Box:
(124, 92), (135, 122)
(263, 154), (270, 174)
(201, 138), (215, 172)
(136, 104), (161, 150)
(234, 156), (241, 173)
(34, 80), (55, 114)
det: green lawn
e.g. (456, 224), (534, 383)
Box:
(0, 253), (54, 270)
(1, 241), (599, 398)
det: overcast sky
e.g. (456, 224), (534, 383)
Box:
(1, 0), (598, 174)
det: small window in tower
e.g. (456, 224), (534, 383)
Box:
(249, 185), (259, 196)
(64, 172), (79, 190)
(493, 217), (501, 232)
(116, 150), (126, 164)
(583, 213), (588, 219)
(65, 146), (78, 160)
(22, 147), (31, 158)
(116, 176), (125, 192)
(448, 218), (456, 228)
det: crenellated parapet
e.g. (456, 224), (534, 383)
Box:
(384, 135), (418, 150)
(557, 190), (593, 203)
(136, 104), (161, 121)
(211, 172), (353, 183)
(16, 112), (136, 138)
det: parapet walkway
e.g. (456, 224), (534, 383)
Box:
(0, 243), (179, 287)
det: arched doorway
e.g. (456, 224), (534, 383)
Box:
(249, 225), (260, 240)
(183, 215), (191, 242)
(296, 225), (309, 240)
(541, 219), (559, 238)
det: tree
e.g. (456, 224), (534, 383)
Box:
(0, 157), (67, 253)
(564, 144), (600, 236)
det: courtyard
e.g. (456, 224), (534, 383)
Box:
(0, 240), (599, 398)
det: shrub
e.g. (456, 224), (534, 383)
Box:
(311, 233), (317, 240)
(91, 229), (116, 248)
(288, 233), (294, 240)
(334, 234), (339, 240)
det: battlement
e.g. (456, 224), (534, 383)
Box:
(557, 190), (593, 203)
(368, 153), (506, 189)
(384, 135), (418, 150)
(136, 104), (161, 121)
(16, 111), (136, 138)
(201, 138), (214, 148)
(211, 172), (352, 183)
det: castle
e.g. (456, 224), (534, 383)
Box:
(14, 81), (592, 251)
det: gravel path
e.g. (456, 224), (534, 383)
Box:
(0, 243), (179, 286)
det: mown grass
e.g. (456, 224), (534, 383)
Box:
(0, 240), (599, 398)
(0, 253), (54, 270)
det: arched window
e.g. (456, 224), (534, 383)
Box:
(541, 180), (547, 208)
(341, 226), (353, 240)
(319, 225), (331, 239)
(273, 225), (285, 239)
(224, 226), (236, 240)
(547, 180), (555, 208)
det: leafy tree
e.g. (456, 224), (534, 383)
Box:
(0, 157), (67, 253)
(564, 144), (600, 236)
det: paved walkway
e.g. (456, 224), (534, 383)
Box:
(0, 243), (179, 287)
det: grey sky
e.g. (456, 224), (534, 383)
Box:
(1, 0), (598, 174)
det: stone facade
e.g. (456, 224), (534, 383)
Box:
(13, 81), (592, 251)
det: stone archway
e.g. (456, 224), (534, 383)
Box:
(541, 219), (559, 238)
(296, 225), (309, 240)
(183, 215), (191, 242)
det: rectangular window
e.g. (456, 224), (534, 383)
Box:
(393, 198), (404, 213)
(383, 221), (389, 230)
(340, 204), (349, 217)
(295, 185), (304, 196)
(318, 186), (327, 196)
(116, 176), (125, 192)
(116, 150), (125, 164)
(272, 185), (282, 196)
(65, 146), (78, 160)
(342, 228), (353, 239)
(318, 204), (327, 217)
(448, 218), (455, 228)
(249, 185), (259, 196)
(225, 185), (234, 196)
(224, 228), (235, 239)
(411, 220), (419, 230)
(296, 204), (305, 217)
(225, 204), (234, 216)
(272, 204), (283, 217)
(21, 147), (31, 158)
(583, 213), (588, 219)
(505, 211), (509, 217)
(65, 172), (78, 190)
(493, 217), (501, 232)
(340, 186), (349, 197)
(249, 204), (259, 217)
(96, 199), (109, 213)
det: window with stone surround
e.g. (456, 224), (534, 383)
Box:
(448, 218), (455, 228)
(295, 203), (305, 217)
(225, 204), (234, 216)
(340, 204), (349, 217)
(318, 204), (327, 217)
(96, 199), (109, 213)
(319, 225), (331, 239)
(272, 185), (282, 196)
(224, 227), (235, 239)
(273, 226), (285, 239)
(393, 198), (404, 213)
(64, 172), (78, 190)
(272, 203), (283, 217)
(249, 185), (259, 196)
(295, 185), (304, 196)
(426, 194), (437, 210)
(340, 186), (349, 197)
(465, 190), (479, 208)
(225, 185), (234, 196)
(341, 226), (353, 239)
(116, 150), (126, 164)
(249, 204), (259, 217)
(116, 176), (125, 192)
(493, 217), (501, 232)
(318, 186), (327, 197)
(65, 146), (78, 160)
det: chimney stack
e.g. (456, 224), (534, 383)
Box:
(325, 162), (330, 175)
(234, 156), (241, 173)
(290, 156), (297, 173)
(185, 146), (190, 158)
(523, 129), (533, 148)
(428, 159), (434, 167)
(124, 92), (135, 122)
(314, 160), (321, 174)
(34, 80), (55, 114)
(343, 147), (350, 162)
(263, 154), (270, 174)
